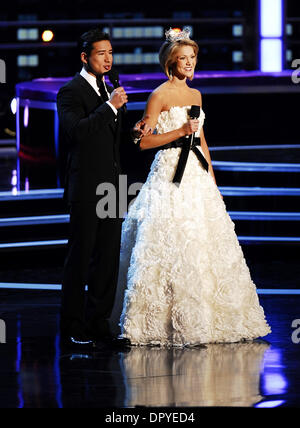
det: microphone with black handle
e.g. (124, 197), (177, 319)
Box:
(172, 105), (200, 185)
(107, 68), (127, 113)
(188, 105), (200, 148)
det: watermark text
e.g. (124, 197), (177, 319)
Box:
(0, 319), (6, 344)
(291, 59), (300, 84)
(0, 59), (6, 83)
(291, 319), (300, 344)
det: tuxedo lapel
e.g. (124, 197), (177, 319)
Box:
(74, 72), (102, 106)
(74, 73), (118, 135)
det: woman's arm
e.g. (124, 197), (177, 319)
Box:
(139, 91), (198, 151)
(200, 127), (216, 185)
(197, 90), (218, 186)
(201, 128), (223, 199)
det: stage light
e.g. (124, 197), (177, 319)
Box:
(17, 55), (39, 67)
(10, 98), (17, 115)
(103, 26), (163, 39)
(232, 25), (243, 37)
(259, 0), (283, 71)
(261, 38), (282, 72)
(255, 400), (285, 408)
(42, 30), (54, 42)
(23, 105), (29, 128)
(232, 51), (243, 63)
(17, 28), (38, 41)
(11, 170), (17, 195)
(260, 0), (283, 37)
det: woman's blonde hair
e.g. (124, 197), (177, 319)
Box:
(159, 39), (199, 81)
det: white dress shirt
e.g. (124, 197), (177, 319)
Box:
(80, 67), (118, 116)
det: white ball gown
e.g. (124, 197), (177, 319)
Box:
(111, 105), (271, 347)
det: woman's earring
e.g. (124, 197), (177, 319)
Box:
(169, 68), (173, 80)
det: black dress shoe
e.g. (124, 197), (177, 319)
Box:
(97, 334), (131, 350)
(60, 333), (97, 351)
(86, 319), (131, 350)
(60, 319), (97, 350)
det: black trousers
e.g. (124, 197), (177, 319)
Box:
(60, 200), (122, 337)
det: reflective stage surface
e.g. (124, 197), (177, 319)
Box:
(0, 290), (299, 408)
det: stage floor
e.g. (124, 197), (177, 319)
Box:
(0, 290), (300, 409)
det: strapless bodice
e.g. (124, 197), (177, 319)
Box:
(156, 106), (205, 138)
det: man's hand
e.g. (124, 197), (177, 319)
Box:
(110, 87), (128, 110)
(132, 115), (152, 140)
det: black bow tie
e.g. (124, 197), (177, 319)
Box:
(96, 78), (109, 101)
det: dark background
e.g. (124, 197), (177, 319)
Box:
(0, 0), (299, 136)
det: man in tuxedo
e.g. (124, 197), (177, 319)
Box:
(57, 28), (145, 349)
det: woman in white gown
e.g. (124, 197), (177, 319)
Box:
(114, 28), (271, 347)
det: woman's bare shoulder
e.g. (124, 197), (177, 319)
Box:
(190, 87), (202, 106)
(152, 82), (171, 97)
(146, 82), (171, 107)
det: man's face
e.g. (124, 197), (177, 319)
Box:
(81, 40), (113, 76)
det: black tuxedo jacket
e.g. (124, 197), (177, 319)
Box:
(57, 72), (122, 202)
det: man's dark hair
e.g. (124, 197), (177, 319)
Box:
(78, 28), (111, 57)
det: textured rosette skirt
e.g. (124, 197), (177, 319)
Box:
(113, 147), (271, 347)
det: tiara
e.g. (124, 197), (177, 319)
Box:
(165, 27), (191, 43)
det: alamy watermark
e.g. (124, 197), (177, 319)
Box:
(291, 319), (300, 344)
(95, 174), (206, 220)
(0, 59), (6, 83)
(0, 319), (6, 344)
(96, 175), (143, 219)
(291, 59), (300, 84)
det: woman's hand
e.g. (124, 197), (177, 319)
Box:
(181, 119), (199, 136)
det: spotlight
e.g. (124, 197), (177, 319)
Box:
(10, 98), (17, 115)
(259, 0), (283, 71)
(42, 30), (54, 43)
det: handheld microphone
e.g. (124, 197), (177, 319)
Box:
(107, 68), (127, 113)
(172, 105), (201, 186)
(189, 105), (200, 148)
(189, 105), (200, 119)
